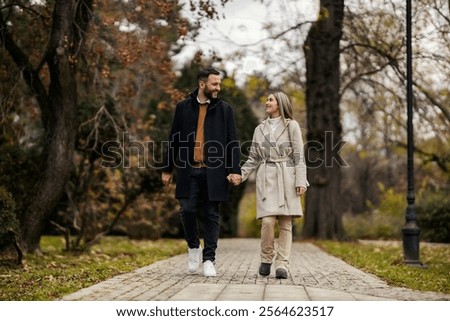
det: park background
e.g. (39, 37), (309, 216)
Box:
(0, 0), (449, 300)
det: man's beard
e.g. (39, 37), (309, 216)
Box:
(204, 86), (218, 100)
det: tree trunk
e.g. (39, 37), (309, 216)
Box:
(21, 1), (78, 253)
(0, 0), (94, 253)
(22, 0), (94, 253)
(302, 0), (345, 240)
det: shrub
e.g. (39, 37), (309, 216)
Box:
(127, 219), (161, 240)
(344, 184), (405, 240)
(416, 190), (450, 243)
(344, 185), (450, 243)
(343, 211), (403, 240)
(375, 183), (405, 220)
(0, 187), (19, 245)
(116, 193), (182, 240)
(0, 186), (22, 264)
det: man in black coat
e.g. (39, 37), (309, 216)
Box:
(161, 68), (241, 277)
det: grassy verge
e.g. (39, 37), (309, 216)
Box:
(0, 237), (185, 300)
(315, 240), (450, 294)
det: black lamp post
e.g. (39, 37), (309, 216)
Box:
(402, 0), (423, 267)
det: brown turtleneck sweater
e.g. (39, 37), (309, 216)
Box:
(193, 103), (208, 163)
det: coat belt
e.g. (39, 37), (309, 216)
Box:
(261, 156), (292, 207)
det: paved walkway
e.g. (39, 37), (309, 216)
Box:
(62, 238), (449, 301)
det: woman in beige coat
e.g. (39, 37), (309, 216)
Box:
(233, 91), (308, 279)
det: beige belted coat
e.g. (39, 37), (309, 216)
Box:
(241, 118), (308, 219)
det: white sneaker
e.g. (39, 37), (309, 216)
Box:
(188, 246), (202, 273)
(203, 260), (217, 277)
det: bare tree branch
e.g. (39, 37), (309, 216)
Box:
(0, 11), (50, 127)
(433, 0), (450, 25)
(341, 41), (450, 123)
(393, 140), (449, 173)
(339, 62), (391, 98)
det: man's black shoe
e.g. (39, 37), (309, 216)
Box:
(275, 268), (288, 279)
(259, 263), (271, 276)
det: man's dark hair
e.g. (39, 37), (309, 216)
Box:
(197, 68), (220, 83)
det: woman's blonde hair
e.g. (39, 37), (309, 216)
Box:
(271, 91), (293, 122)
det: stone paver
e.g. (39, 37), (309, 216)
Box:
(61, 238), (449, 301)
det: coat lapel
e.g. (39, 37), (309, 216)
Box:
(259, 118), (290, 157)
(261, 119), (271, 139)
(259, 119), (272, 147)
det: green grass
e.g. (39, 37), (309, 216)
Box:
(0, 237), (185, 300)
(315, 240), (450, 294)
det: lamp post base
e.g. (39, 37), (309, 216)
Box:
(402, 222), (425, 268)
(403, 260), (427, 268)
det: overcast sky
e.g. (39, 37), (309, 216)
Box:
(173, 0), (319, 86)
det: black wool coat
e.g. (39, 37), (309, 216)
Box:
(161, 89), (241, 202)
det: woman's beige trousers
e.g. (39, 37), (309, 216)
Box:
(260, 215), (293, 271)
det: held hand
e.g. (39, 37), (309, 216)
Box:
(227, 174), (242, 186)
(161, 172), (172, 186)
(296, 186), (306, 196)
